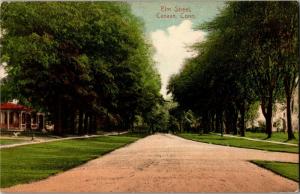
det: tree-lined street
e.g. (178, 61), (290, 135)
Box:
(0, 1), (299, 192)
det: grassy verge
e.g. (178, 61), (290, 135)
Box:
(0, 138), (27, 145)
(178, 133), (298, 153)
(251, 160), (299, 182)
(246, 132), (298, 144)
(0, 133), (144, 188)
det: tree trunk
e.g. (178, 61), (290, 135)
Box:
(94, 116), (98, 133)
(286, 96), (295, 139)
(179, 118), (183, 132)
(90, 115), (96, 134)
(220, 112), (224, 137)
(232, 105), (238, 135)
(211, 114), (215, 132)
(202, 113), (209, 133)
(54, 97), (62, 135)
(265, 113), (272, 138)
(224, 112), (231, 134)
(216, 111), (220, 133)
(62, 109), (69, 134)
(216, 109), (223, 136)
(84, 113), (88, 134)
(239, 103), (245, 137)
(70, 111), (75, 135)
(232, 115), (238, 135)
(225, 106), (237, 135)
(78, 110), (83, 135)
(266, 97), (273, 138)
(87, 114), (92, 134)
(261, 96), (273, 138)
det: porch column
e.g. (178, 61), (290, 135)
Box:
(0, 112), (3, 124)
(19, 112), (22, 130)
(43, 114), (45, 129)
(0, 112), (2, 124)
(7, 110), (10, 130)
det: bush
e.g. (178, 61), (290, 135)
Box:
(246, 127), (265, 133)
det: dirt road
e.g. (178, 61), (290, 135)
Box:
(3, 134), (298, 192)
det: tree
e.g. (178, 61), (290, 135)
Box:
(168, 10), (257, 136)
(227, 2), (298, 138)
(275, 2), (299, 139)
(168, 1), (297, 139)
(1, 2), (161, 135)
(144, 101), (169, 134)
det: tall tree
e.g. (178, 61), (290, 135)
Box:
(1, 2), (161, 135)
(168, 1), (297, 139)
(275, 2), (299, 139)
(229, 2), (298, 138)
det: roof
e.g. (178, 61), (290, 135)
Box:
(0, 102), (32, 111)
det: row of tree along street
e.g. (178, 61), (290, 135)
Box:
(0, 2), (163, 135)
(168, 1), (298, 139)
(0, 2), (298, 138)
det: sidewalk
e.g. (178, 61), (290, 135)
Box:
(217, 134), (298, 146)
(0, 131), (128, 149)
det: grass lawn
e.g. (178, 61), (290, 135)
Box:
(251, 160), (299, 182)
(0, 138), (27, 145)
(0, 133), (145, 188)
(245, 132), (298, 144)
(178, 133), (299, 153)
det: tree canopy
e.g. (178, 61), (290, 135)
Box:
(168, 1), (299, 138)
(1, 2), (161, 134)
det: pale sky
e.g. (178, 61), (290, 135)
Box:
(150, 20), (205, 97)
(0, 64), (7, 80)
(130, 1), (225, 97)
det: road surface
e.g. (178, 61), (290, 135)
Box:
(3, 133), (298, 192)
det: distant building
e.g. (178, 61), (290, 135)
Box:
(251, 88), (299, 132)
(0, 102), (45, 131)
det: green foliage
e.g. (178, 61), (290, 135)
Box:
(0, 134), (141, 188)
(178, 133), (298, 153)
(0, 2), (161, 134)
(0, 77), (14, 103)
(245, 101), (260, 126)
(144, 101), (170, 133)
(168, 2), (298, 138)
(251, 161), (299, 182)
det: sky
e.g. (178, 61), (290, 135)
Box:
(0, 1), (225, 97)
(0, 65), (6, 80)
(130, 0), (225, 97)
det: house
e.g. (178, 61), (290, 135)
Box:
(0, 102), (45, 131)
(251, 88), (299, 132)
